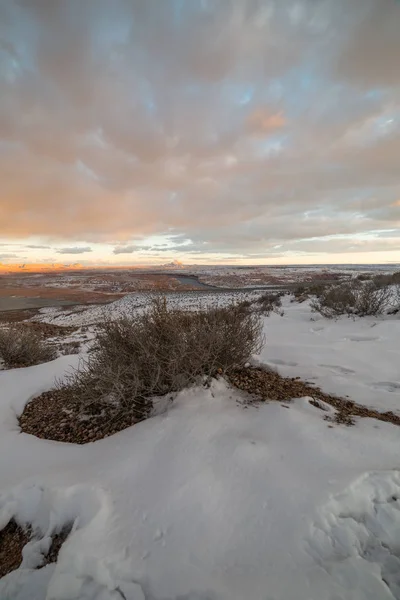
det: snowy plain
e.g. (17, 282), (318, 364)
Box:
(0, 294), (399, 600)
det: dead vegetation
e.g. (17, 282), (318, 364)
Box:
(17, 298), (265, 442)
(57, 298), (264, 418)
(0, 324), (57, 368)
(255, 291), (284, 315)
(310, 277), (398, 318)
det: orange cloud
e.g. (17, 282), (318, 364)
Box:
(0, 263), (85, 273)
(248, 110), (286, 135)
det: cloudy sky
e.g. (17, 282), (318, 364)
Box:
(1, 0), (399, 266)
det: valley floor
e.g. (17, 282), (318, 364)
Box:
(0, 296), (399, 600)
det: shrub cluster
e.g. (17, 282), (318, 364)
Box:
(57, 299), (264, 420)
(292, 282), (331, 303)
(310, 279), (396, 318)
(0, 325), (57, 368)
(256, 291), (284, 315)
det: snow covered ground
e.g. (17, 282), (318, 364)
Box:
(0, 295), (399, 600)
(259, 297), (400, 414)
(32, 290), (263, 328)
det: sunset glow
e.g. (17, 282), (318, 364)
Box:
(1, 1), (399, 267)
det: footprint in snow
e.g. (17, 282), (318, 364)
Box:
(310, 326), (325, 333)
(344, 335), (380, 342)
(306, 470), (400, 600)
(371, 381), (400, 393)
(319, 364), (356, 376)
(268, 358), (298, 367)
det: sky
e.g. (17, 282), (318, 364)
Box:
(0, 0), (400, 267)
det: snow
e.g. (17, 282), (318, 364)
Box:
(0, 296), (399, 599)
(259, 296), (400, 413)
(32, 290), (263, 327)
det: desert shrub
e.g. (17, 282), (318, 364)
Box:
(293, 285), (306, 298)
(372, 272), (400, 288)
(256, 291), (283, 315)
(292, 283), (327, 303)
(0, 325), (57, 368)
(307, 282), (330, 297)
(311, 280), (392, 318)
(57, 299), (264, 419)
(355, 281), (392, 316)
(237, 299), (252, 311)
(60, 341), (81, 355)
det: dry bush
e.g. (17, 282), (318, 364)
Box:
(293, 285), (306, 298)
(356, 281), (392, 316)
(373, 271), (400, 288)
(387, 281), (400, 315)
(307, 282), (331, 297)
(256, 292), (283, 315)
(0, 325), (57, 368)
(57, 299), (265, 420)
(237, 299), (252, 311)
(311, 280), (392, 318)
(292, 282), (330, 303)
(356, 273), (372, 281)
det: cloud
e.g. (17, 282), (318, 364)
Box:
(113, 246), (136, 254)
(247, 110), (286, 135)
(56, 247), (92, 254)
(333, 0), (400, 88)
(0, 0), (399, 261)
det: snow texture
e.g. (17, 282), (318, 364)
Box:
(32, 291), (262, 327)
(258, 296), (400, 414)
(0, 295), (399, 599)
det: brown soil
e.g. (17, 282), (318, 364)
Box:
(19, 390), (138, 444)
(0, 520), (31, 578)
(0, 520), (72, 579)
(19, 367), (400, 446)
(43, 525), (72, 565)
(228, 367), (400, 427)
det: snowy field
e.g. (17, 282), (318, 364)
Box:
(0, 294), (399, 600)
(32, 290), (263, 328)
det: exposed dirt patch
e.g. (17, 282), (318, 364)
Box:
(19, 390), (138, 444)
(229, 367), (400, 427)
(19, 368), (400, 445)
(0, 520), (31, 578)
(42, 525), (72, 566)
(0, 520), (72, 579)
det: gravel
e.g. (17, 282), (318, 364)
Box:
(228, 367), (400, 427)
(19, 390), (138, 444)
